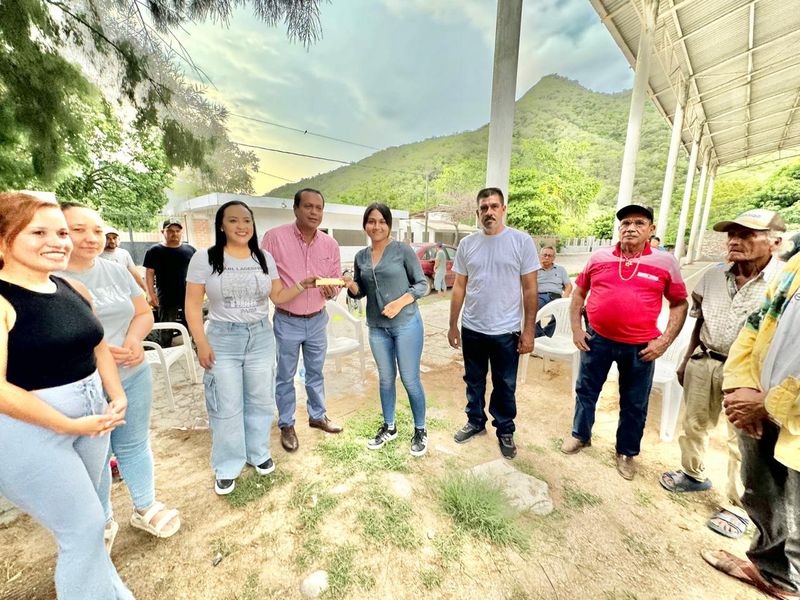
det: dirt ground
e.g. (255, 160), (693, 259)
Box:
(0, 292), (768, 600)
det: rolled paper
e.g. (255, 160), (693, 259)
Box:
(315, 278), (344, 286)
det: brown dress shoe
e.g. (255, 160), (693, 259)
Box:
(280, 425), (299, 452)
(308, 416), (343, 434)
(616, 453), (636, 480)
(561, 436), (591, 454)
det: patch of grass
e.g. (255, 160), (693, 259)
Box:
(289, 481), (340, 530)
(294, 533), (324, 572)
(432, 529), (464, 564)
(525, 443), (547, 455)
(621, 531), (658, 563)
(325, 545), (356, 599)
(225, 468), (291, 508)
(634, 488), (653, 508)
(666, 491), (690, 507)
(562, 482), (603, 510)
(550, 437), (564, 452)
(227, 573), (261, 600)
(317, 426), (409, 474)
(419, 568), (443, 590)
(357, 485), (417, 549)
(210, 537), (238, 559)
(514, 457), (547, 482)
(437, 473), (530, 551)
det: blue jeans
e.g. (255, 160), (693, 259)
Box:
(0, 371), (133, 600)
(368, 311), (426, 429)
(571, 328), (655, 456)
(434, 271), (446, 292)
(273, 310), (328, 428)
(204, 319), (276, 479)
(535, 292), (561, 338)
(98, 364), (155, 520)
(461, 326), (520, 436)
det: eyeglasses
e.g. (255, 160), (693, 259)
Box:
(619, 219), (650, 229)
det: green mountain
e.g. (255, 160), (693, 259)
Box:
(267, 75), (686, 234)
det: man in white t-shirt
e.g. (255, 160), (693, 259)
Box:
(101, 227), (148, 298)
(448, 187), (540, 459)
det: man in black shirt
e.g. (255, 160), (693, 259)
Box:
(143, 218), (196, 346)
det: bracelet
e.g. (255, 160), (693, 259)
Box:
(296, 281), (304, 292)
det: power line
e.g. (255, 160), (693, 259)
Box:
(228, 112), (380, 151)
(257, 169), (295, 182)
(232, 141), (428, 178)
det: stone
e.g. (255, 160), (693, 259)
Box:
(330, 483), (349, 495)
(386, 472), (413, 498)
(300, 570), (329, 598)
(466, 459), (554, 515)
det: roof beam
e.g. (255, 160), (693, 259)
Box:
(723, 133), (800, 162)
(778, 88), (800, 150)
(708, 104), (800, 138)
(714, 121), (792, 147)
(690, 27), (800, 80)
(691, 56), (800, 105)
(672, 0), (764, 45)
(743, 3), (756, 157)
(709, 88), (800, 123)
(656, 0), (702, 22)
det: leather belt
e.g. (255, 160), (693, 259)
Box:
(275, 307), (324, 319)
(699, 343), (727, 363)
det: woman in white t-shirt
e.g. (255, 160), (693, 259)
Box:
(185, 201), (316, 495)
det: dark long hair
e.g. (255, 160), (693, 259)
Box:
(208, 201), (268, 275)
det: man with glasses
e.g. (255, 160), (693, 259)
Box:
(561, 205), (688, 480)
(661, 209), (785, 539)
(536, 246), (572, 338)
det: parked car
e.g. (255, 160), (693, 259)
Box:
(412, 243), (457, 295)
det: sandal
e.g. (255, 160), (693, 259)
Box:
(701, 549), (800, 599)
(707, 508), (749, 539)
(660, 470), (711, 492)
(104, 519), (119, 554)
(130, 501), (181, 539)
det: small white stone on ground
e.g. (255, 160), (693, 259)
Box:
(330, 483), (349, 495)
(300, 570), (329, 598)
(466, 459), (554, 515)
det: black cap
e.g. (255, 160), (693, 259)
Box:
(616, 204), (654, 222)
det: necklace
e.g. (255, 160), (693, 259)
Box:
(618, 250), (643, 281)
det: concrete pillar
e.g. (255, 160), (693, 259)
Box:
(613, 0), (660, 242)
(485, 0), (523, 206)
(673, 137), (700, 260)
(655, 83), (687, 240)
(686, 149), (710, 264)
(695, 166), (716, 262)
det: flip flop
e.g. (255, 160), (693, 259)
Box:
(660, 470), (712, 492)
(104, 519), (119, 554)
(707, 508), (749, 539)
(701, 549), (800, 600)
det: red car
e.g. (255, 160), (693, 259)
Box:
(412, 243), (457, 295)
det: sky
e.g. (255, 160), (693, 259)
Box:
(172, 0), (634, 194)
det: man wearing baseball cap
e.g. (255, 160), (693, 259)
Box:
(561, 204), (689, 480)
(661, 208), (785, 539)
(143, 218), (196, 346)
(101, 225), (148, 297)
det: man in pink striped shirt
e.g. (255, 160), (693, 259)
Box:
(261, 188), (344, 453)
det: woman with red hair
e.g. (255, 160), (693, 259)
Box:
(0, 192), (133, 599)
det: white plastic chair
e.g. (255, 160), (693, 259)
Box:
(325, 300), (366, 381)
(521, 299), (579, 393)
(143, 322), (198, 410)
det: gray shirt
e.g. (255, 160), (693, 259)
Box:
(187, 249), (279, 323)
(453, 227), (540, 335)
(58, 258), (144, 380)
(100, 248), (134, 269)
(537, 264), (570, 294)
(349, 241), (427, 328)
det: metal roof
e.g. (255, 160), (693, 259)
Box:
(590, 0), (800, 169)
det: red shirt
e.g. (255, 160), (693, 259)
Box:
(260, 223), (341, 315)
(575, 244), (687, 344)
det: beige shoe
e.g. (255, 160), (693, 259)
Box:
(616, 454), (636, 480)
(560, 436), (591, 454)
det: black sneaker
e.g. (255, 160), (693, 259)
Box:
(498, 434), (517, 459)
(453, 422), (486, 444)
(255, 458), (275, 476)
(410, 428), (428, 457)
(367, 424), (398, 450)
(214, 479), (236, 495)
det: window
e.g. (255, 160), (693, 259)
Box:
(422, 248), (437, 260)
(445, 247), (457, 260)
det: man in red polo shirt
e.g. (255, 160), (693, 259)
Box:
(560, 204), (688, 480)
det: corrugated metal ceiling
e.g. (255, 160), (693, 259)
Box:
(589, 0), (800, 167)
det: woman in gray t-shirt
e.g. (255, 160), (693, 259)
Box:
(185, 201), (316, 496)
(60, 204), (180, 548)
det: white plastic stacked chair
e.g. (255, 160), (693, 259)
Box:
(143, 322), (198, 410)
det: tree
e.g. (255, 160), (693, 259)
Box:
(754, 161), (800, 224)
(0, 0), (325, 183)
(590, 212), (615, 239)
(506, 170), (562, 234)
